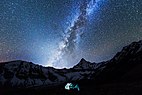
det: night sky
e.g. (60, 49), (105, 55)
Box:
(0, 0), (142, 68)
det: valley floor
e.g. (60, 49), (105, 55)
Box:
(1, 81), (142, 95)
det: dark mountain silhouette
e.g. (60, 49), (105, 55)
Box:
(94, 40), (142, 84)
(0, 40), (142, 95)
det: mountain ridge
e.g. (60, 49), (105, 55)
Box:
(0, 40), (142, 95)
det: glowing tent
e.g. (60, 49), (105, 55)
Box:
(65, 83), (80, 91)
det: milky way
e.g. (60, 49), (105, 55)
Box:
(48, 0), (94, 66)
(47, 0), (99, 67)
(0, 0), (142, 68)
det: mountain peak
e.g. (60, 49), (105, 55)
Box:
(80, 58), (87, 64)
(73, 58), (98, 69)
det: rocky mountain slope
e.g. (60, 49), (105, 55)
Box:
(0, 59), (99, 88)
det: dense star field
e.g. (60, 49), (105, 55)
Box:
(0, 0), (142, 68)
